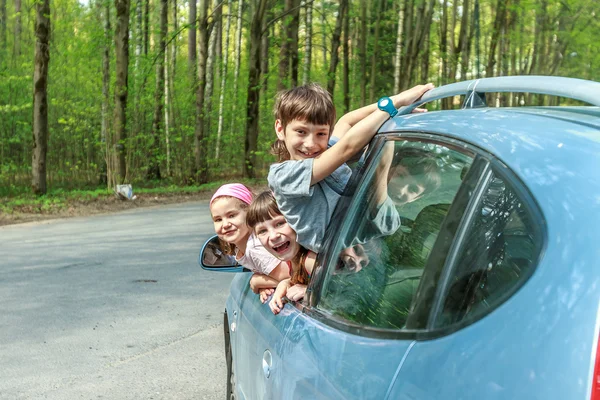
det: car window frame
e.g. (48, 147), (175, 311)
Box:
(419, 157), (548, 339)
(304, 133), (480, 340)
(299, 131), (547, 342)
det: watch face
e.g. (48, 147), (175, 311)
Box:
(379, 98), (390, 107)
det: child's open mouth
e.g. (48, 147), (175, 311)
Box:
(272, 241), (290, 254)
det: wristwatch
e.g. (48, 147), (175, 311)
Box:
(377, 96), (398, 118)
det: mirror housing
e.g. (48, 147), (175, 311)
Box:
(198, 235), (249, 272)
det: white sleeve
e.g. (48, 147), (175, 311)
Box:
(246, 235), (281, 275)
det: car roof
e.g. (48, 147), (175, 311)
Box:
(379, 106), (600, 223)
(380, 106), (600, 172)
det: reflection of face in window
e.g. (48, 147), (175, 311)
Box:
(336, 244), (369, 273)
(389, 158), (441, 206)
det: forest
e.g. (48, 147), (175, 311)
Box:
(0, 0), (598, 197)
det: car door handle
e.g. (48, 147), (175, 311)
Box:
(262, 349), (272, 379)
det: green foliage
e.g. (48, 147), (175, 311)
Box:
(0, 0), (598, 200)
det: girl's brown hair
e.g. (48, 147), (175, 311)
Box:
(247, 191), (310, 284)
(271, 83), (337, 162)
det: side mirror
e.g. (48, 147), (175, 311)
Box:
(198, 235), (249, 272)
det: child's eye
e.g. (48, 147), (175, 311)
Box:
(256, 229), (266, 236)
(276, 221), (286, 228)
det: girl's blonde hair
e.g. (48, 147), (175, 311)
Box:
(247, 191), (310, 284)
(271, 83), (337, 162)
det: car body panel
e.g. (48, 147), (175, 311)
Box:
(226, 273), (301, 400)
(275, 310), (415, 400)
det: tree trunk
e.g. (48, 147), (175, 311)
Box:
(260, 8), (270, 105)
(215, 0), (232, 160)
(321, 0), (326, 66)
(278, 0), (293, 90)
(194, 0), (209, 182)
(135, 0), (143, 70)
(0, 0), (6, 53)
(244, 0), (268, 178)
(114, 0), (130, 184)
(13, 0), (21, 57)
(342, 2), (349, 113)
(32, 0), (50, 195)
(229, 0), (243, 136)
(393, 1), (405, 93)
(486, 0), (508, 77)
(359, 0), (367, 105)
(302, 0), (312, 85)
(171, 0), (177, 78)
(144, 0), (149, 55)
(204, 0), (219, 140)
(99, 0), (111, 187)
(155, 0), (168, 178)
(164, 50), (171, 176)
(188, 0), (197, 80)
(457, 0), (470, 79)
(369, 0), (383, 101)
(289, 0), (300, 87)
(326, 0), (347, 97)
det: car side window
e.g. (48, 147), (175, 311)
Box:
(317, 139), (474, 330)
(432, 167), (543, 328)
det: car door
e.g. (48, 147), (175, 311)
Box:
(269, 137), (477, 399)
(385, 156), (548, 399)
(229, 273), (301, 400)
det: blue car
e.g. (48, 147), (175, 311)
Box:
(200, 76), (600, 400)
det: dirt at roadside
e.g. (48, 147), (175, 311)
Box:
(0, 184), (269, 227)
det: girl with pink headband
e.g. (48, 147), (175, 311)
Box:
(210, 183), (290, 301)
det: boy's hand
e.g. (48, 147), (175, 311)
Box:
(391, 83), (435, 108)
(258, 288), (275, 303)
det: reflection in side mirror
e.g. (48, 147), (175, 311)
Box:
(198, 235), (248, 272)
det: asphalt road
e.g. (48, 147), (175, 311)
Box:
(0, 202), (233, 399)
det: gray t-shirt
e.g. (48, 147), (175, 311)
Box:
(268, 158), (351, 252)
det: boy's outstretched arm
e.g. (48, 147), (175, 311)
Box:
(331, 86), (431, 141)
(312, 84), (434, 186)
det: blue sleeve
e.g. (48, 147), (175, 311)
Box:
(268, 160), (314, 198)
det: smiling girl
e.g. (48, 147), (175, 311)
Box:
(247, 191), (317, 314)
(210, 184), (289, 301)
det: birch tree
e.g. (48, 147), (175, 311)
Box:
(215, 0), (232, 159)
(229, 0), (243, 136)
(204, 0), (219, 136)
(302, 0), (312, 85)
(393, 0), (404, 93)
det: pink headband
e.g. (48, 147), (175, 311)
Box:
(210, 183), (253, 206)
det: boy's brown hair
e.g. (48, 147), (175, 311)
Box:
(271, 83), (337, 162)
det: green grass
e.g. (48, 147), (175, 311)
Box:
(0, 179), (266, 215)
